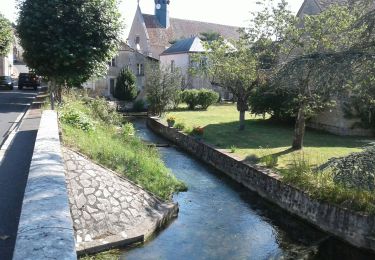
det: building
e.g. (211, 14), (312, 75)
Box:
(0, 50), (13, 77)
(128, 0), (240, 60)
(90, 42), (157, 99)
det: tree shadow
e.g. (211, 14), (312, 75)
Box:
(203, 119), (373, 150)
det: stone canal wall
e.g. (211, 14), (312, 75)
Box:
(147, 117), (375, 252)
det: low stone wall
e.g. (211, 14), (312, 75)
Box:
(13, 111), (76, 260)
(147, 117), (375, 252)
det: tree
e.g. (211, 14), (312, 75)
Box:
(0, 15), (13, 57)
(114, 67), (137, 101)
(196, 0), (294, 130)
(17, 0), (122, 107)
(272, 3), (368, 150)
(146, 63), (182, 116)
(200, 31), (221, 42)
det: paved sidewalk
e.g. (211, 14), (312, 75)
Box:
(63, 148), (178, 254)
(0, 106), (42, 260)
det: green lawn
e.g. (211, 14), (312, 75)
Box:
(166, 104), (374, 169)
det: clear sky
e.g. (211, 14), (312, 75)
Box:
(0, 0), (305, 37)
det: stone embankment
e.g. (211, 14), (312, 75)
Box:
(147, 117), (375, 253)
(63, 148), (178, 256)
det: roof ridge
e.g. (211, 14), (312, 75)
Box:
(141, 13), (240, 29)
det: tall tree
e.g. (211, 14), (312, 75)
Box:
(197, 0), (295, 130)
(146, 63), (182, 116)
(17, 0), (122, 107)
(273, 3), (368, 150)
(0, 15), (13, 57)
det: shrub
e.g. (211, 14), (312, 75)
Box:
(321, 146), (375, 191)
(174, 122), (185, 131)
(197, 89), (219, 109)
(260, 154), (278, 168)
(88, 98), (123, 126)
(60, 109), (94, 132)
(230, 145), (237, 153)
(115, 67), (137, 101)
(122, 122), (135, 137)
(181, 89), (199, 110)
(133, 99), (146, 112)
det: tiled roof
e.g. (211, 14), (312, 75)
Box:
(142, 14), (240, 49)
(161, 36), (205, 55)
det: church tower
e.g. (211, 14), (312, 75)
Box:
(155, 0), (170, 28)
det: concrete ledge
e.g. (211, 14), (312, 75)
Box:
(147, 117), (375, 253)
(13, 111), (77, 260)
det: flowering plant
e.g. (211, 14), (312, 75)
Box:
(167, 116), (176, 124)
(192, 126), (204, 136)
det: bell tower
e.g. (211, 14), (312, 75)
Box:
(155, 0), (170, 28)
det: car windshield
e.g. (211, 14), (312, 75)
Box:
(0, 76), (11, 80)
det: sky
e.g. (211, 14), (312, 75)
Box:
(0, 0), (305, 37)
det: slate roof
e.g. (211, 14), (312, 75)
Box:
(161, 36), (205, 55)
(142, 14), (240, 49)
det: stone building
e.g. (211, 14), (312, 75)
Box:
(89, 42), (157, 99)
(128, 0), (240, 60)
(297, 0), (374, 136)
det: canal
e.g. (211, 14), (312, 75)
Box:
(122, 119), (375, 260)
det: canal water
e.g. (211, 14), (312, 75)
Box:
(122, 119), (375, 260)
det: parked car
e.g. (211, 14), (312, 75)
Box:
(0, 76), (13, 90)
(18, 73), (40, 90)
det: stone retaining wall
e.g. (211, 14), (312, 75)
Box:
(147, 117), (375, 252)
(13, 111), (76, 260)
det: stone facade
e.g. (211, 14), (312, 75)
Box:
(89, 43), (157, 100)
(147, 117), (375, 253)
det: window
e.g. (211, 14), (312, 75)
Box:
(171, 60), (175, 72)
(137, 64), (144, 76)
(108, 57), (116, 67)
(135, 36), (140, 44)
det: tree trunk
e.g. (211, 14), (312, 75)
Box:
(237, 97), (248, 131)
(239, 110), (245, 131)
(292, 106), (306, 150)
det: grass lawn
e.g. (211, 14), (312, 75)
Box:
(166, 104), (374, 169)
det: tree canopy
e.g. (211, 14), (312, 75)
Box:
(17, 0), (122, 102)
(0, 15), (13, 57)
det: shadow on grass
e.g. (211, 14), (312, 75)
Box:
(203, 119), (373, 150)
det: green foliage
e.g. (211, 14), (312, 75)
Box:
(180, 89), (199, 110)
(260, 154), (278, 168)
(174, 122), (185, 131)
(60, 109), (94, 132)
(115, 67), (137, 101)
(197, 89), (219, 109)
(282, 154), (375, 214)
(0, 15), (13, 56)
(60, 95), (186, 200)
(146, 63), (182, 116)
(87, 98), (123, 126)
(122, 122), (135, 137)
(321, 146), (375, 192)
(80, 249), (120, 260)
(230, 145), (237, 153)
(17, 0), (122, 87)
(249, 82), (296, 121)
(132, 99), (146, 112)
(200, 31), (221, 42)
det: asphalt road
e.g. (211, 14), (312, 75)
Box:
(0, 87), (40, 260)
(0, 87), (37, 146)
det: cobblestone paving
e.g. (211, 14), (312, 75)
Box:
(62, 148), (177, 252)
